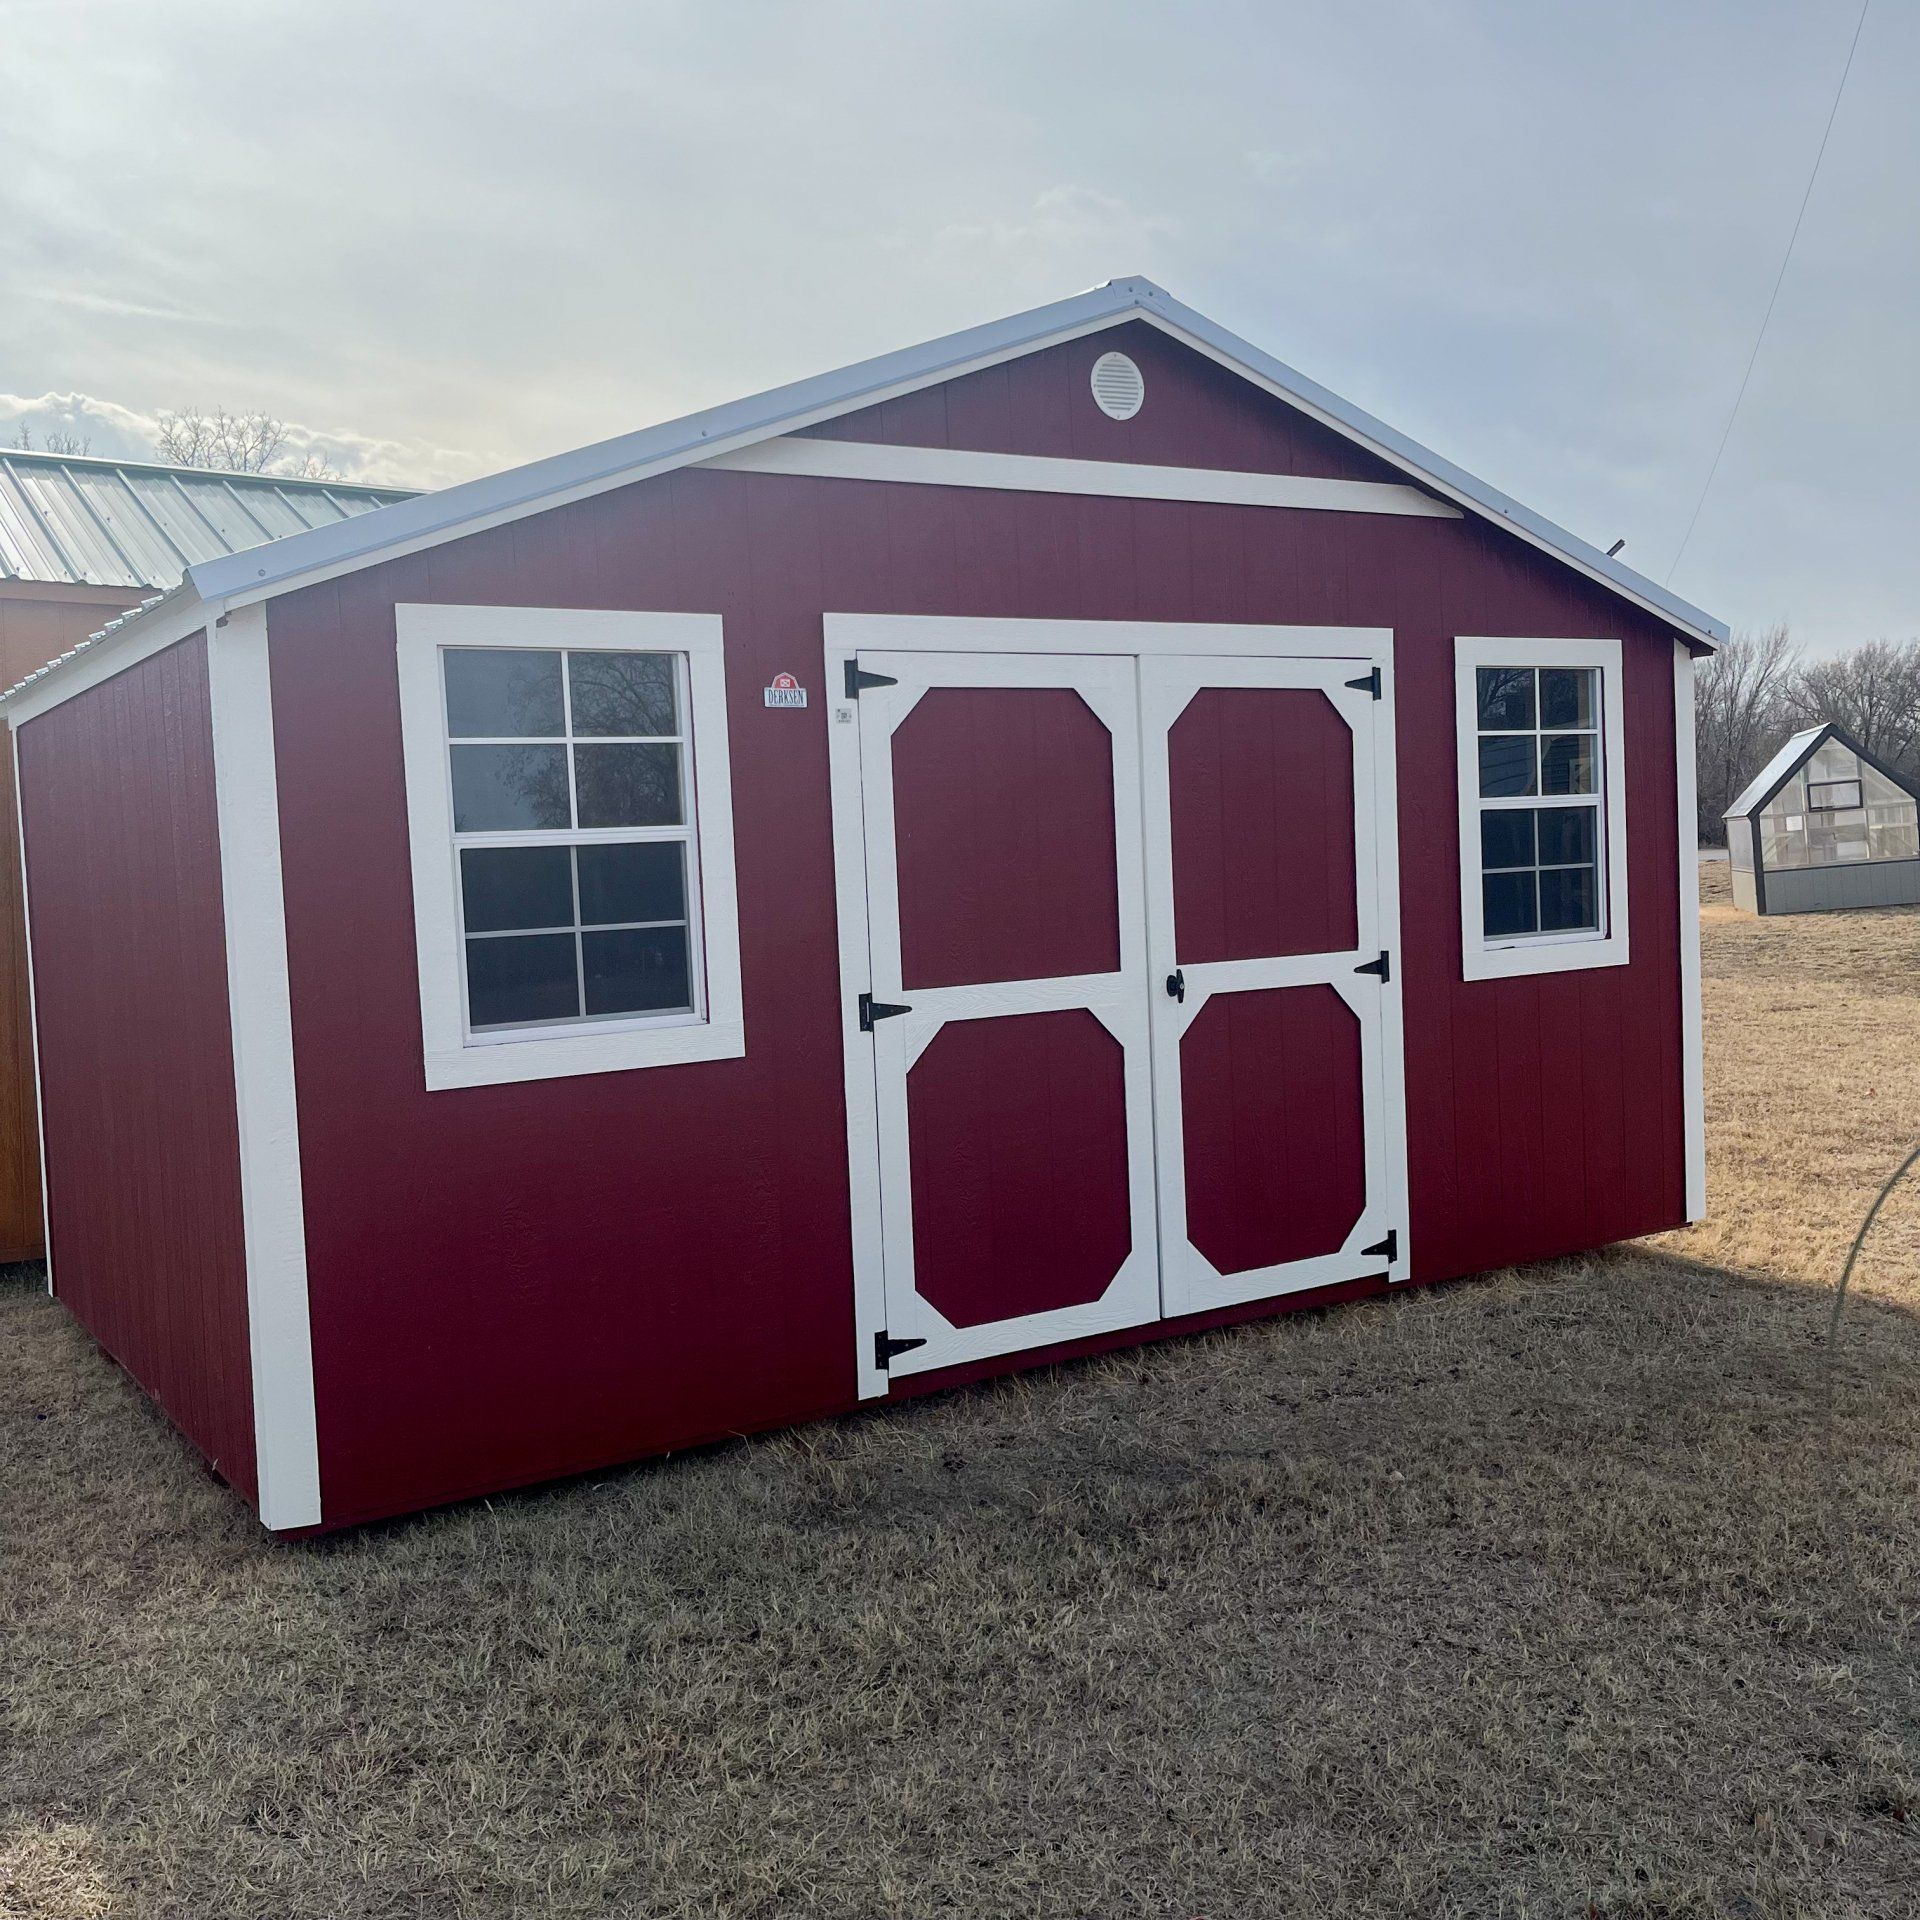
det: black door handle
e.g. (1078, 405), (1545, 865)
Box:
(1166, 968), (1185, 1002)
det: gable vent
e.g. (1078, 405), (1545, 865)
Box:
(1090, 351), (1145, 420)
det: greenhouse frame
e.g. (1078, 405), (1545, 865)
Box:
(1724, 723), (1920, 915)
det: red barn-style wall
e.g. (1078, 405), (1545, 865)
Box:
(6, 286), (1707, 1532)
(13, 634), (257, 1502)
(252, 322), (1686, 1529)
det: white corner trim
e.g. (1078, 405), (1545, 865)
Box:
(207, 605), (322, 1531)
(1674, 641), (1706, 1222)
(7, 721), (53, 1293)
(395, 604), (744, 1091)
(702, 436), (1462, 519)
(1454, 635), (1630, 982)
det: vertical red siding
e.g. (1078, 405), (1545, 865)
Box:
(263, 325), (1689, 1527)
(16, 636), (255, 1501)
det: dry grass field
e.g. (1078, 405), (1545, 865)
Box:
(5, 869), (1920, 1919)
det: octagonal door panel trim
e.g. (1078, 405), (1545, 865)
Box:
(855, 651), (1161, 1377)
(1143, 655), (1409, 1315)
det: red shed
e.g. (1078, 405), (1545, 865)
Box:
(4, 280), (1715, 1532)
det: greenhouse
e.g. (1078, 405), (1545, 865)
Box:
(1724, 723), (1920, 915)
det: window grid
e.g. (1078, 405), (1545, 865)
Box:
(444, 647), (704, 1036)
(1474, 666), (1604, 944)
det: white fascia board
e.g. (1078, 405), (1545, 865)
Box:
(27, 275), (1723, 681)
(1118, 283), (1727, 651)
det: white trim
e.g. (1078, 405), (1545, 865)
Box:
(395, 604), (744, 1091)
(702, 436), (1461, 519)
(1454, 636), (1630, 981)
(826, 613), (1407, 1397)
(7, 719), (52, 1292)
(1674, 641), (1706, 1222)
(5, 277), (1722, 699)
(828, 613), (1388, 661)
(1139, 652), (1408, 1312)
(207, 605), (322, 1531)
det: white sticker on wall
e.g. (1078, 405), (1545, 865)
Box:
(764, 672), (808, 709)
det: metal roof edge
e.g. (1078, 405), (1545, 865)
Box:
(0, 444), (416, 496)
(21, 275), (1729, 695)
(0, 580), (207, 709)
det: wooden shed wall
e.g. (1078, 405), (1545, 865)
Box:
(1, 582), (146, 1262)
(261, 323), (1688, 1528)
(14, 634), (256, 1501)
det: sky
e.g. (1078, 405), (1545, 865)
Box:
(0, 0), (1909, 653)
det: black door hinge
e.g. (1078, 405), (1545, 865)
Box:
(1363, 1228), (1398, 1262)
(1354, 950), (1391, 982)
(1345, 665), (1382, 699)
(1165, 968), (1186, 1003)
(845, 660), (899, 699)
(858, 992), (912, 1031)
(874, 1330), (927, 1370)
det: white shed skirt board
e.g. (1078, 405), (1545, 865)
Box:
(825, 616), (1411, 1401)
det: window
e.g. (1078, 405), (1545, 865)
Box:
(397, 605), (742, 1089)
(1455, 637), (1629, 980)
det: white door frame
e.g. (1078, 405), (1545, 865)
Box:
(826, 614), (1408, 1401)
(1142, 653), (1401, 1315)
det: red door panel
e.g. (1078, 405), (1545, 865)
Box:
(1169, 686), (1358, 963)
(907, 1009), (1132, 1327)
(892, 686), (1120, 989)
(1180, 984), (1366, 1274)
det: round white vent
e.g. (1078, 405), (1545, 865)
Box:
(1090, 351), (1145, 420)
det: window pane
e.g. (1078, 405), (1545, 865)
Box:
(1539, 865), (1598, 932)
(1540, 734), (1596, 795)
(466, 932), (579, 1027)
(576, 840), (686, 926)
(574, 742), (682, 827)
(582, 926), (693, 1015)
(1535, 805), (1596, 866)
(1480, 809), (1535, 870)
(1476, 667), (1535, 731)
(443, 649), (564, 738)
(1539, 668), (1595, 730)
(1483, 870), (1537, 938)
(568, 652), (678, 737)
(450, 744), (571, 831)
(1478, 735), (1537, 797)
(461, 846), (574, 933)
(1808, 779), (1863, 811)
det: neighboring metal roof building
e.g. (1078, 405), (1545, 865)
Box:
(0, 448), (415, 592)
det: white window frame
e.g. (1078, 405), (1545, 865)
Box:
(1454, 634), (1629, 981)
(396, 604), (743, 1089)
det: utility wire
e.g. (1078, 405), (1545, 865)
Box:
(1666, 0), (1871, 585)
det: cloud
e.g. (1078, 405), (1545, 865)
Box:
(0, 391), (489, 491)
(33, 287), (220, 325)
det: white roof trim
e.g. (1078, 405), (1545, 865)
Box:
(3, 276), (1725, 706)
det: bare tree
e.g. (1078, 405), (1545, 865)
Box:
(1782, 637), (1920, 778)
(1694, 623), (1797, 841)
(154, 406), (336, 479)
(8, 421), (93, 455)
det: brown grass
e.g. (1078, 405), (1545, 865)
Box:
(5, 874), (1920, 1918)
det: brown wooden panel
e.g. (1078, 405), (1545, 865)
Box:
(1170, 686), (1358, 965)
(907, 1009), (1131, 1328)
(892, 686), (1120, 990)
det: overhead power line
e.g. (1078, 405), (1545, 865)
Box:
(1666, 0), (1871, 586)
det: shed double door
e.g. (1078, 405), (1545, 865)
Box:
(853, 647), (1395, 1382)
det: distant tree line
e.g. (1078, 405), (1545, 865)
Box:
(1695, 627), (1920, 843)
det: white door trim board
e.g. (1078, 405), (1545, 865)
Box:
(207, 604), (323, 1531)
(854, 649), (1162, 1379)
(1140, 653), (1407, 1314)
(703, 436), (1461, 519)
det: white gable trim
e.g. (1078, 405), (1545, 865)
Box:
(2, 277), (1726, 706)
(702, 436), (1462, 518)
